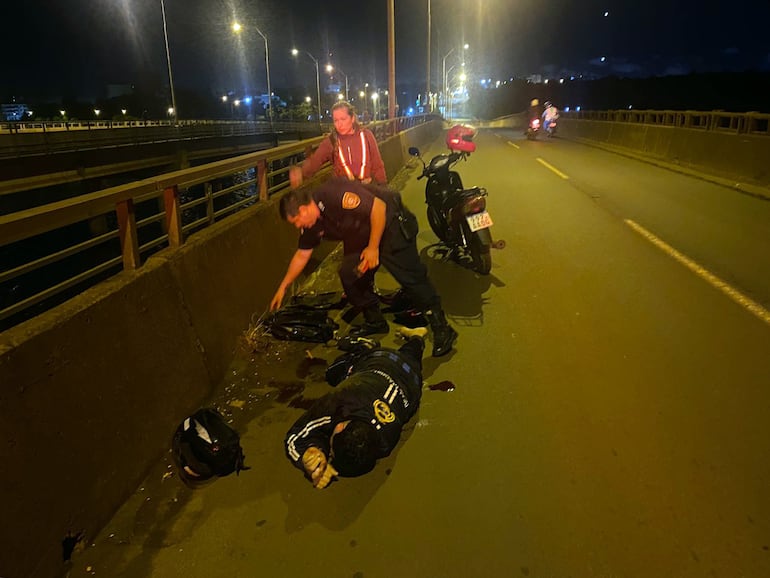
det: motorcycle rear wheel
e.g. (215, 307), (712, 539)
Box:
(468, 227), (492, 275)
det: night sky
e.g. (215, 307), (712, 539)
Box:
(4, 0), (770, 102)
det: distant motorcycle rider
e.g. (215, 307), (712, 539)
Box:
(542, 101), (559, 132)
(528, 98), (544, 124)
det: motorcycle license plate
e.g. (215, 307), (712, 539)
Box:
(466, 211), (493, 232)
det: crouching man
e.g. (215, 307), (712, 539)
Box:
(284, 328), (427, 489)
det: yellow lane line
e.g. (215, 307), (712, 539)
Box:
(625, 219), (770, 326)
(536, 157), (569, 179)
(507, 141), (520, 150)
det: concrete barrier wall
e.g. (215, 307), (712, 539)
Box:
(560, 118), (770, 188)
(0, 119), (442, 578)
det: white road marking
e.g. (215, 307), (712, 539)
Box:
(507, 141), (520, 150)
(536, 157), (569, 179)
(625, 219), (770, 326)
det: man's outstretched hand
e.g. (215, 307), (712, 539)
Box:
(289, 166), (304, 189)
(301, 447), (338, 489)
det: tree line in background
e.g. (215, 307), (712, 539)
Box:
(470, 72), (770, 119)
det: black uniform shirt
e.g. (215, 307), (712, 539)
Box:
(298, 179), (376, 253)
(284, 349), (422, 471)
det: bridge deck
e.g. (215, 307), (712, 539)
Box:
(63, 129), (770, 577)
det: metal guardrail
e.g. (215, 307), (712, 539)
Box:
(0, 115), (437, 329)
(0, 119), (331, 159)
(563, 109), (770, 136)
(0, 118), (314, 134)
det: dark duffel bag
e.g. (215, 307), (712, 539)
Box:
(266, 305), (339, 343)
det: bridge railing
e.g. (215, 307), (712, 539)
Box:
(563, 109), (770, 136)
(0, 114), (437, 330)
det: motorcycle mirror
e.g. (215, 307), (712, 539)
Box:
(408, 147), (420, 157)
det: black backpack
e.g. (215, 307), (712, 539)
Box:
(266, 305), (339, 343)
(172, 408), (247, 482)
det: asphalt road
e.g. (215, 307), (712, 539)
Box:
(67, 129), (770, 578)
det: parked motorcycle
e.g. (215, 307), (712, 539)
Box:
(526, 117), (541, 140)
(407, 125), (503, 275)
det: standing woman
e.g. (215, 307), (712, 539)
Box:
(289, 100), (387, 188)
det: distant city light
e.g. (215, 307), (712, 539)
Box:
(601, 56), (606, 62)
(604, 11), (609, 17)
(564, 107), (570, 112)
(576, 106), (582, 112)
(560, 78), (565, 84)
(244, 96), (252, 105)
(628, 104), (633, 109)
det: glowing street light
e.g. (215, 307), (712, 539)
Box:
(94, 109), (101, 118)
(326, 63), (349, 101)
(232, 20), (273, 126)
(443, 43), (468, 109)
(292, 48), (322, 125)
(121, 108), (127, 115)
(60, 110), (66, 118)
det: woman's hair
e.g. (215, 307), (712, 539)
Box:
(330, 100), (361, 144)
(331, 420), (379, 477)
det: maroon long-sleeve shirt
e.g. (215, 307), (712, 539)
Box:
(301, 128), (387, 184)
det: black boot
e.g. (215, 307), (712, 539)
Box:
(426, 308), (457, 357)
(348, 305), (389, 337)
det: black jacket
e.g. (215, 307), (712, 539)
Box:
(284, 349), (422, 470)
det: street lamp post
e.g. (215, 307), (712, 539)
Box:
(445, 63), (464, 120)
(292, 48), (322, 126)
(426, 0), (431, 110)
(159, 0), (178, 124)
(371, 92), (379, 121)
(326, 64), (348, 101)
(442, 43), (468, 114)
(232, 21), (273, 126)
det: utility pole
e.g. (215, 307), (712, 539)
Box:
(426, 0), (431, 111)
(388, 0), (396, 119)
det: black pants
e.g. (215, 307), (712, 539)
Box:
(338, 210), (441, 312)
(397, 336), (425, 376)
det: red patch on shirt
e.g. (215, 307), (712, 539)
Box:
(342, 192), (361, 209)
